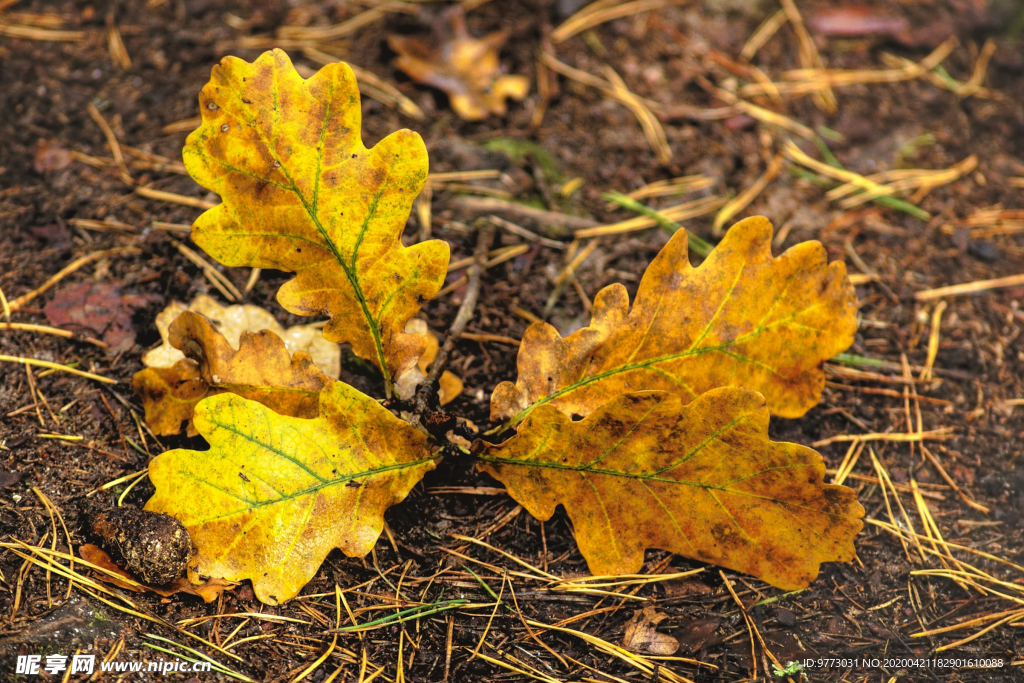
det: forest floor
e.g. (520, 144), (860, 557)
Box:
(1, 0), (1024, 681)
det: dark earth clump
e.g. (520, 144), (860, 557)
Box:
(88, 506), (193, 586)
(0, 596), (124, 675)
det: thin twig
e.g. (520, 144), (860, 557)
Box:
(170, 239), (243, 301)
(552, 0), (691, 43)
(0, 284), (11, 321)
(779, 0), (836, 112)
(0, 355), (116, 384)
(487, 216), (566, 250)
(86, 102), (132, 184)
(415, 222), (495, 416)
(915, 273), (1024, 301)
(740, 8), (786, 61)
(448, 196), (595, 235)
(135, 186), (216, 209)
(0, 322), (109, 348)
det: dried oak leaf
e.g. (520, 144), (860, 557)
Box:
(133, 311), (329, 436)
(622, 607), (679, 655)
(184, 49), (449, 388)
(388, 7), (529, 121)
(674, 616), (721, 654)
(479, 390), (864, 589)
(79, 544), (233, 603)
(394, 318), (464, 406)
(491, 217), (857, 425)
(146, 381), (435, 604)
(143, 294), (340, 378)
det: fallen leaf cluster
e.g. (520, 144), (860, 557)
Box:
(484, 218), (863, 587)
(135, 49), (864, 604)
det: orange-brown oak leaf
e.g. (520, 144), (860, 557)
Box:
(146, 382), (435, 604)
(183, 49), (449, 388)
(133, 311), (329, 436)
(143, 295), (340, 378)
(133, 361), (207, 437)
(480, 389), (864, 590)
(79, 544), (234, 604)
(491, 216), (858, 425)
(388, 7), (529, 121)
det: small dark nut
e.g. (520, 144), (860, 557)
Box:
(89, 506), (193, 585)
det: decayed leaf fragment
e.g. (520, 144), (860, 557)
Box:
(480, 389), (864, 590)
(44, 281), (148, 355)
(388, 7), (529, 121)
(622, 607), (679, 655)
(184, 49), (449, 389)
(143, 295), (340, 378)
(133, 311), (329, 436)
(146, 382), (435, 604)
(491, 217), (857, 425)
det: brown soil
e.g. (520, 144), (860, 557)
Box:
(1, 0), (1023, 681)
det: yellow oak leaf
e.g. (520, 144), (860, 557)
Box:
(479, 389), (864, 589)
(491, 216), (857, 426)
(388, 7), (529, 121)
(146, 382), (435, 604)
(133, 311), (329, 436)
(183, 49), (449, 390)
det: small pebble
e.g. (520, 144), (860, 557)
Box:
(967, 240), (1001, 263)
(776, 607), (797, 627)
